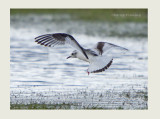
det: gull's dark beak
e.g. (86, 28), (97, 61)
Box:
(66, 56), (71, 59)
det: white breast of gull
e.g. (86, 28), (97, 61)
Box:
(35, 33), (128, 75)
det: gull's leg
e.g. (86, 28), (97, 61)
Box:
(87, 69), (90, 75)
(88, 72), (90, 75)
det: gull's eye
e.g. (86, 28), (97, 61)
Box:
(71, 53), (74, 55)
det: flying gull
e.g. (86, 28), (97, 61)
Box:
(35, 33), (128, 75)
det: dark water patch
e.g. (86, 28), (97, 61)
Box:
(62, 70), (75, 76)
(23, 53), (47, 58)
(10, 46), (23, 49)
(17, 84), (56, 87)
(10, 60), (21, 62)
(94, 73), (107, 76)
(64, 63), (75, 66)
(137, 75), (146, 78)
(113, 63), (127, 66)
(138, 57), (148, 60)
(14, 51), (47, 56)
(59, 51), (67, 54)
(11, 80), (49, 83)
(44, 67), (57, 70)
(11, 80), (64, 85)
(63, 70), (74, 73)
(48, 63), (62, 66)
(74, 64), (88, 67)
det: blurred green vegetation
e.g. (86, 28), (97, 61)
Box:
(10, 102), (147, 110)
(10, 9), (147, 22)
(10, 103), (105, 110)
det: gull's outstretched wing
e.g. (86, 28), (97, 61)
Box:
(35, 33), (88, 59)
(94, 42), (128, 56)
(88, 42), (128, 73)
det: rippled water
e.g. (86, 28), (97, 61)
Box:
(10, 14), (148, 109)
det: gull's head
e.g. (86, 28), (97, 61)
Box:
(66, 50), (77, 59)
